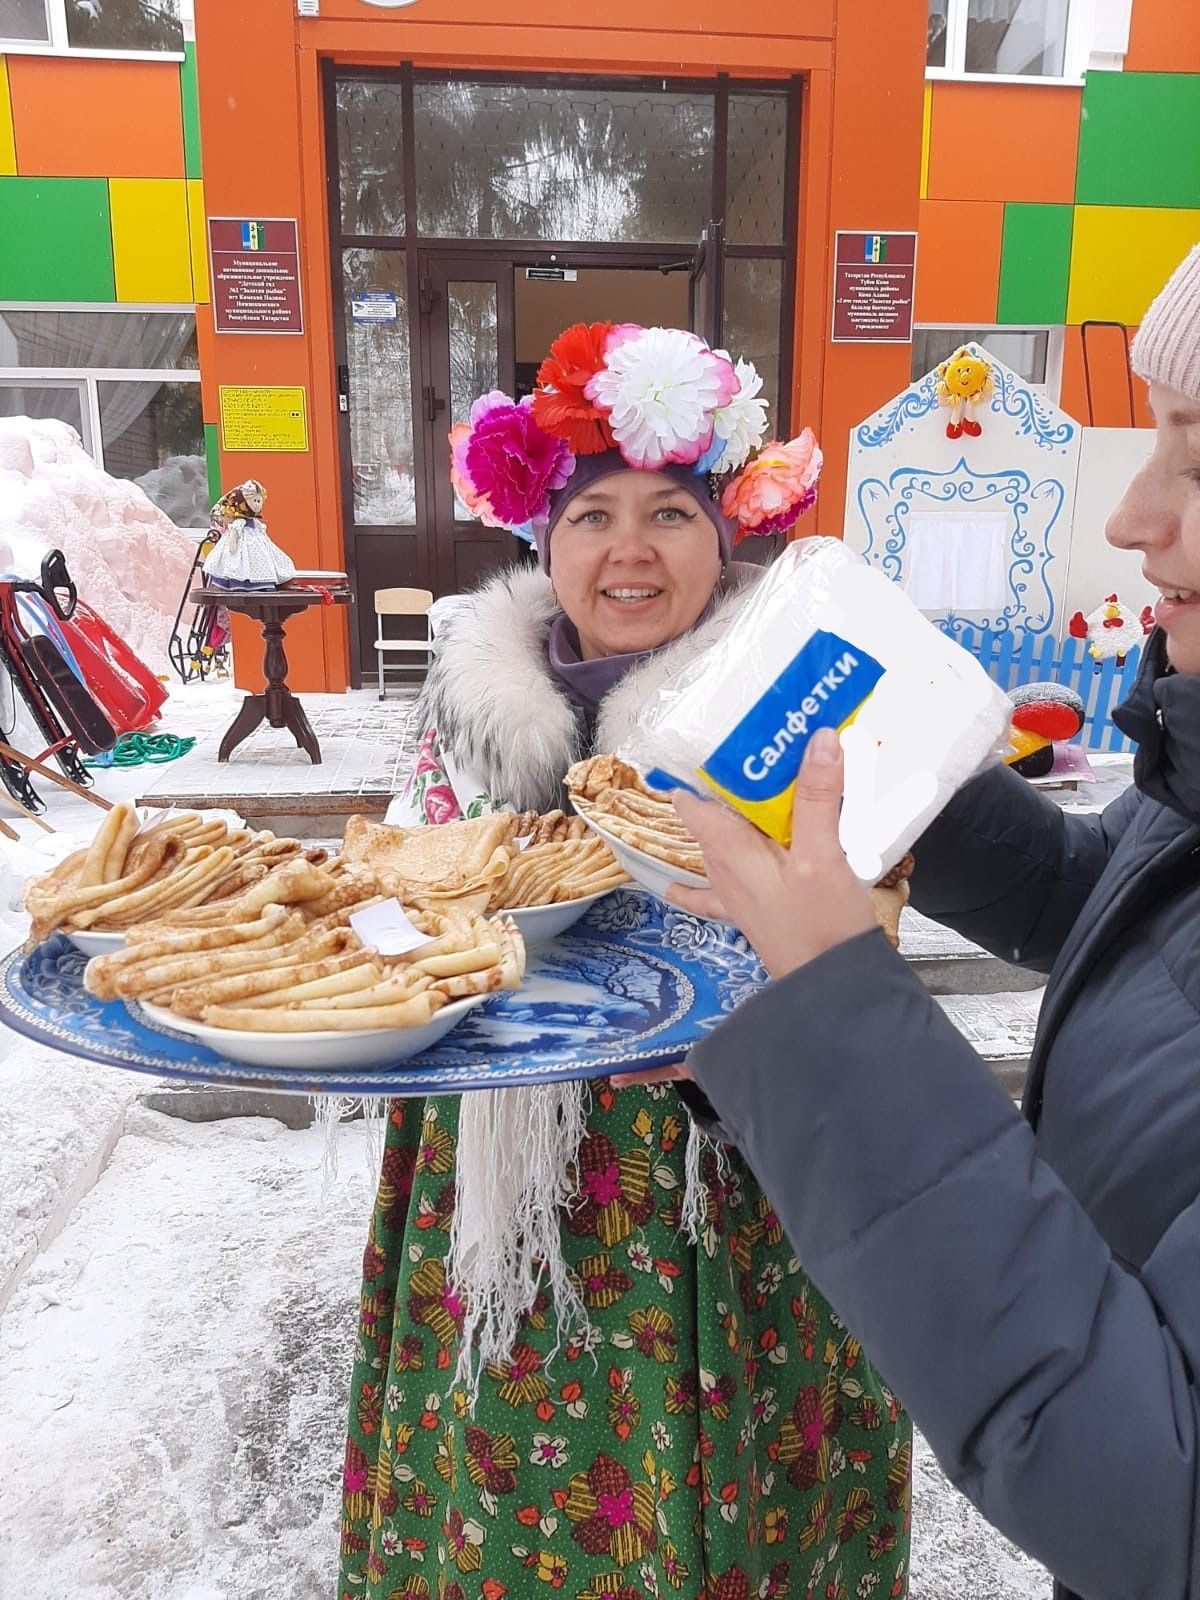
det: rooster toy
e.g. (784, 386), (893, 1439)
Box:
(1068, 594), (1154, 663)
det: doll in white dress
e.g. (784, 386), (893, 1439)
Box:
(201, 479), (296, 590)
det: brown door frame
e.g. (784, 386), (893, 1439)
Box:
(417, 247), (711, 603)
(419, 254), (516, 598)
(324, 62), (802, 684)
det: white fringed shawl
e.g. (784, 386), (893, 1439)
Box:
(405, 563), (761, 1388)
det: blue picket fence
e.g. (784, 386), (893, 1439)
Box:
(952, 627), (1142, 752)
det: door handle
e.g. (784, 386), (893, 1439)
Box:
(422, 386), (446, 422)
(337, 363), (349, 414)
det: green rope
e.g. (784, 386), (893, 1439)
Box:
(84, 732), (196, 769)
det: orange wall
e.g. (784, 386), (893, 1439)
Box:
(1124, 0), (1200, 72)
(194, 0), (926, 689)
(812, 0), (927, 536)
(925, 82), (1080, 205)
(7, 55), (185, 178)
(915, 198), (1005, 322)
(195, 0), (348, 693)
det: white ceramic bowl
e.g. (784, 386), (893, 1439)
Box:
(136, 993), (486, 1071)
(67, 929), (126, 957)
(575, 808), (709, 901)
(505, 891), (610, 946)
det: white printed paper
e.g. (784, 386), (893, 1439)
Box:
(349, 898), (434, 956)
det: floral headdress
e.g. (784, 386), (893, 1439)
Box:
(448, 323), (822, 548)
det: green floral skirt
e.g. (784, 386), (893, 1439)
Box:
(340, 1085), (911, 1600)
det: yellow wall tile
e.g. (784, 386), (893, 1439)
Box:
(1067, 204), (1200, 325)
(187, 178), (208, 303)
(108, 177), (192, 303)
(0, 59), (17, 176)
(920, 83), (932, 202)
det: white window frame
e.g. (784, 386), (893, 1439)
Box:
(0, 0), (190, 61)
(0, 301), (205, 527)
(912, 324), (1065, 402)
(925, 0), (1095, 86)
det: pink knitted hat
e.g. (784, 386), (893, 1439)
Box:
(1131, 244), (1200, 402)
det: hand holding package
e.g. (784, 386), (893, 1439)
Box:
(620, 538), (1013, 883)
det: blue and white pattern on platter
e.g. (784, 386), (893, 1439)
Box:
(0, 891), (767, 1098)
(856, 458), (1062, 634)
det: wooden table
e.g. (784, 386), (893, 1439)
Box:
(190, 586), (350, 764)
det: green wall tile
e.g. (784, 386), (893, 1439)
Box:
(997, 203), (1073, 323)
(204, 421), (221, 506)
(0, 178), (114, 300)
(1077, 71), (1200, 208)
(181, 43), (202, 181)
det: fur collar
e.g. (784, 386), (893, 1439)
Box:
(421, 563), (762, 812)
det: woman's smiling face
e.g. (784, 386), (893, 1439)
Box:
(548, 470), (722, 660)
(1106, 382), (1200, 675)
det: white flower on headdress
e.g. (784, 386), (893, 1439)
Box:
(586, 326), (738, 471)
(708, 358), (770, 474)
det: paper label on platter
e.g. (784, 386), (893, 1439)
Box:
(349, 898), (434, 956)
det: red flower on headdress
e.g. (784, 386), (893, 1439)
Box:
(531, 322), (617, 456)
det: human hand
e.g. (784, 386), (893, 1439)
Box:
(667, 728), (877, 979)
(609, 1060), (692, 1091)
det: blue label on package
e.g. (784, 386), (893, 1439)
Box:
(698, 630), (884, 838)
(644, 767), (699, 797)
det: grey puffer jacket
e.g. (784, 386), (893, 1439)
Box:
(686, 632), (1200, 1600)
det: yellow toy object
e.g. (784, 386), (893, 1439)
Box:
(935, 345), (993, 440)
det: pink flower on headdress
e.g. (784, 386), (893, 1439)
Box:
(585, 326), (739, 471)
(721, 429), (823, 541)
(448, 422), (501, 526)
(463, 393), (575, 527)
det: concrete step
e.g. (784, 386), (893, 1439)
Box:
(901, 907), (1046, 994)
(934, 988), (1043, 1099)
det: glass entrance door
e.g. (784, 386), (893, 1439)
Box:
(421, 258), (517, 597)
(329, 69), (799, 683)
(688, 222), (723, 347)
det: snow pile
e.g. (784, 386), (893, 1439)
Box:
(135, 453), (209, 531)
(0, 417), (196, 676)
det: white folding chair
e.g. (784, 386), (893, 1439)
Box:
(374, 586), (434, 699)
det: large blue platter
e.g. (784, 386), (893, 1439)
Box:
(0, 890), (766, 1097)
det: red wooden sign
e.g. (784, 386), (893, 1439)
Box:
(209, 217), (304, 336)
(831, 231), (917, 344)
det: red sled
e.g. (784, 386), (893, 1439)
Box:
(59, 601), (167, 733)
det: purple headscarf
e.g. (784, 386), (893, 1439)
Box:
(534, 449), (737, 572)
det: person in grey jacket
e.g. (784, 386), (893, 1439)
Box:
(667, 243), (1200, 1600)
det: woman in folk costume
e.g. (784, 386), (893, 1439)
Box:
(339, 324), (913, 1600)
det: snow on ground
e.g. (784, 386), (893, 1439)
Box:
(0, 1104), (1048, 1600)
(0, 1111), (374, 1600)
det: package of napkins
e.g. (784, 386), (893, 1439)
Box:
(620, 537), (1013, 884)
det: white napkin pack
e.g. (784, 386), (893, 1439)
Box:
(621, 537), (1013, 883)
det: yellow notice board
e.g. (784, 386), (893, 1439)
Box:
(219, 385), (309, 452)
